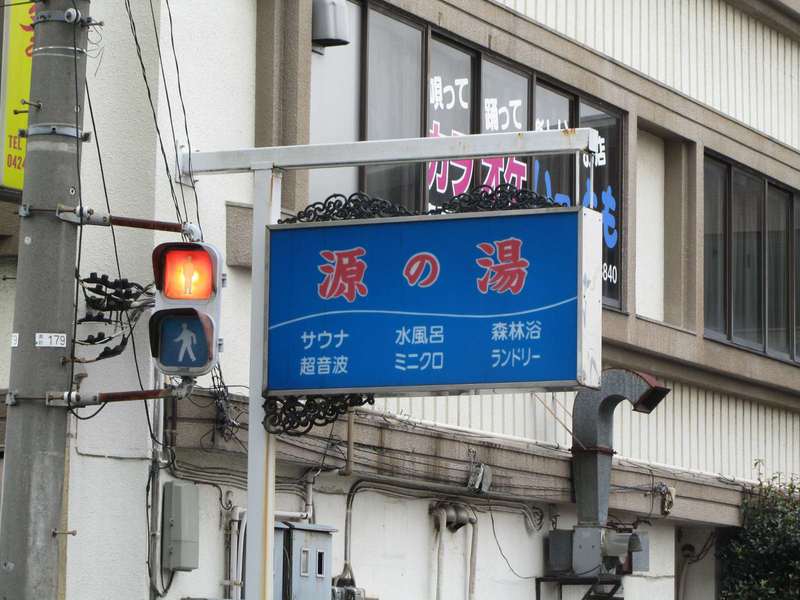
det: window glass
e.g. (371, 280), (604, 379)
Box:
(580, 101), (622, 305)
(366, 11), (422, 210)
(767, 185), (791, 355)
(704, 158), (727, 335)
(731, 169), (764, 347)
(534, 84), (572, 206)
(796, 198), (800, 359)
(427, 39), (473, 208)
(479, 61), (528, 189)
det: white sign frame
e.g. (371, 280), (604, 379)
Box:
(183, 128), (600, 600)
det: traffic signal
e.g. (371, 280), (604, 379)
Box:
(149, 242), (223, 377)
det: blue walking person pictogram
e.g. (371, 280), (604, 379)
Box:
(174, 322), (197, 363)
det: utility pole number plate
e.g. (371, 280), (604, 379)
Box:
(35, 333), (67, 348)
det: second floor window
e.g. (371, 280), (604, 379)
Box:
(363, 7), (623, 307)
(704, 155), (799, 362)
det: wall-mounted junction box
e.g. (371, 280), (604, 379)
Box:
(161, 481), (199, 571)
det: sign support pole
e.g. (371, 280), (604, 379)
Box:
(246, 166), (282, 600)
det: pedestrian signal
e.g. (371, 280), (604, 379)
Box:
(161, 247), (214, 300)
(149, 242), (223, 376)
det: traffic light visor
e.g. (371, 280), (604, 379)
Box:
(162, 248), (214, 300)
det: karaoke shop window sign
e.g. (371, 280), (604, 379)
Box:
(264, 208), (602, 396)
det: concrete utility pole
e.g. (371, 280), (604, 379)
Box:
(0, 1), (91, 598)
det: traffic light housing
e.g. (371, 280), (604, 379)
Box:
(149, 242), (223, 376)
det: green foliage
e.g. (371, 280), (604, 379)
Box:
(719, 475), (800, 600)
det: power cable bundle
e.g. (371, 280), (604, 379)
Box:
(73, 274), (153, 364)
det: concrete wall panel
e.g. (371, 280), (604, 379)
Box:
(374, 374), (800, 482)
(499, 0), (800, 151)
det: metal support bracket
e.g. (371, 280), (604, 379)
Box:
(17, 204), (30, 218)
(55, 204), (84, 225)
(21, 124), (91, 142)
(5, 390), (17, 406)
(51, 529), (77, 537)
(55, 205), (202, 241)
(45, 391), (75, 408)
(33, 10), (101, 28)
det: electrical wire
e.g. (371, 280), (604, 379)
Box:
(164, 0), (202, 238)
(283, 432), (572, 496)
(85, 83), (121, 279)
(123, 0), (186, 229)
(688, 531), (716, 564)
(487, 504), (537, 579)
(0, 1), (35, 7)
(64, 1), (109, 421)
(145, 0), (189, 225)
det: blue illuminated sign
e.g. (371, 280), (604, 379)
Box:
(265, 208), (601, 395)
(159, 315), (209, 369)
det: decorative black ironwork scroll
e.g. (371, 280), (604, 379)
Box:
(264, 184), (555, 435)
(264, 394), (375, 436)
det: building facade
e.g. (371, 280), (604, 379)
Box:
(1, 0), (799, 599)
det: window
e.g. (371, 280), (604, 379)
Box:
(360, 5), (624, 307)
(480, 60), (529, 189)
(365, 9), (423, 210)
(580, 101), (622, 305)
(767, 186), (791, 355)
(534, 83), (572, 205)
(796, 198), (800, 359)
(426, 38), (474, 208)
(704, 158), (727, 335)
(731, 170), (764, 348)
(704, 154), (799, 362)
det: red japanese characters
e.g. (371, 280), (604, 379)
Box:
(475, 237), (530, 295)
(317, 238), (530, 299)
(403, 252), (440, 288)
(318, 247), (368, 302)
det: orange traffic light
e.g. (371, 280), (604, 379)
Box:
(150, 242), (223, 377)
(162, 248), (214, 300)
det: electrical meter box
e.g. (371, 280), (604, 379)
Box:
(277, 522), (335, 600)
(161, 481), (199, 571)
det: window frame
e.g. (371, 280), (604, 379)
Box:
(703, 150), (800, 365)
(792, 192), (799, 363)
(359, 2), (427, 201)
(358, 0), (626, 308)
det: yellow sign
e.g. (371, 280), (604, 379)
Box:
(1, 4), (35, 190)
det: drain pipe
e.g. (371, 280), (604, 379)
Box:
(570, 369), (669, 575)
(234, 510), (247, 600)
(275, 471), (315, 522)
(467, 514), (478, 600)
(227, 507), (243, 599)
(341, 409), (355, 476)
(431, 506), (447, 600)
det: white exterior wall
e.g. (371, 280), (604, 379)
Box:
(635, 129), (666, 322)
(64, 0), (162, 596)
(500, 0), (800, 151)
(62, 1), (256, 599)
(309, 2), (361, 204)
(280, 476), (678, 600)
(0, 256), (15, 388)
